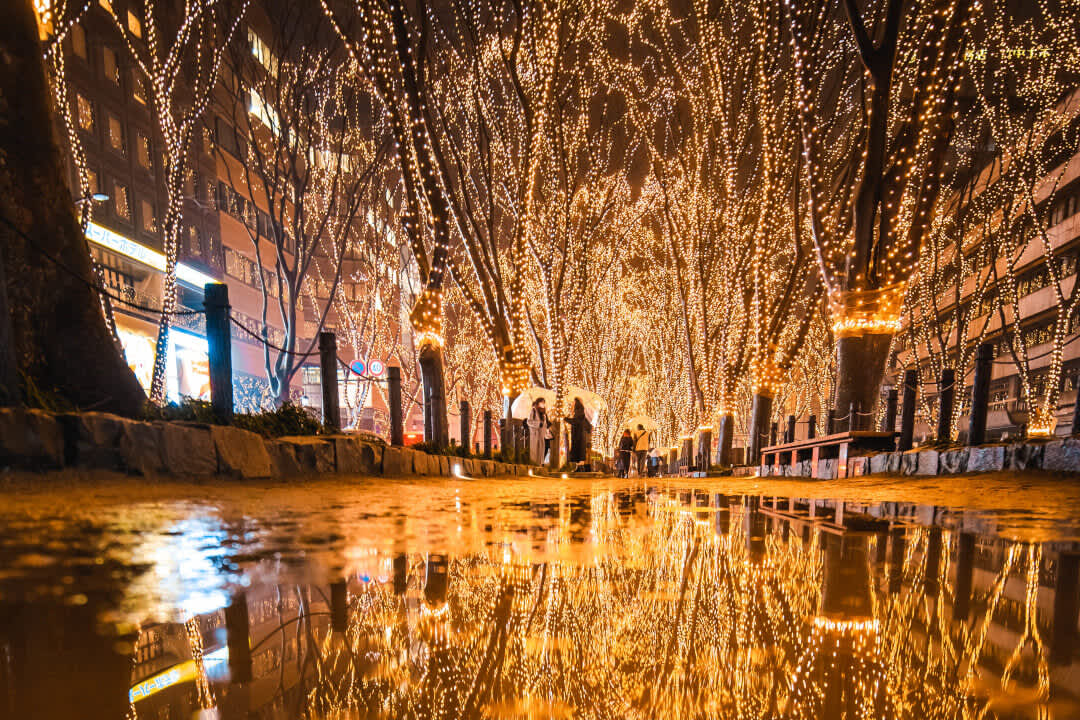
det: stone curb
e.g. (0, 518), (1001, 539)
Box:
(760, 438), (1080, 477)
(0, 408), (537, 479)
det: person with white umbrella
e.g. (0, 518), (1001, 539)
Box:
(525, 397), (552, 465)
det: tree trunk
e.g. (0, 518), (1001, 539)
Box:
(716, 412), (734, 466)
(0, 0), (144, 416)
(747, 392), (773, 467)
(833, 333), (892, 429)
(419, 343), (448, 447)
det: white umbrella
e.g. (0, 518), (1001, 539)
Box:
(624, 415), (658, 432)
(510, 387), (558, 420)
(564, 385), (606, 425)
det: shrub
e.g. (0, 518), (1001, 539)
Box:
(143, 398), (324, 438)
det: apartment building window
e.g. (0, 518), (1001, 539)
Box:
(132, 70), (148, 105)
(248, 28), (278, 76)
(126, 10), (142, 38)
(76, 93), (94, 132)
(70, 23), (87, 59)
(85, 169), (99, 197)
(202, 124), (215, 155)
(1051, 190), (1079, 227)
(204, 179), (217, 209)
(113, 181), (131, 220)
(140, 199), (156, 234)
(103, 47), (121, 85)
(186, 225), (203, 258)
(136, 132), (152, 172)
(107, 114), (125, 155)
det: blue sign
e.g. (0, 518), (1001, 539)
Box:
(350, 360), (366, 376)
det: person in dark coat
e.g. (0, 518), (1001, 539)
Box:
(617, 429), (634, 478)
(565, 397), (593, 468)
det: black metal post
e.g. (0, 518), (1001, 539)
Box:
(826, 409), (836, 435)
(319, 332), (340, 431)
(884, 388), (898, 433)
(937, 367), (955, 443)
(459, 400), (470, 450)
(225, 592), (252, 684)
(204, 282), (233, 424)
(769, 422), (778, 447)
(969, 342), (993, 445)
(388, 365), (403, 446)
(807, 414), (816, 439)
(786, 415), (796, 443)
(848, 401), (858, 432)
(483, 409), (493, 457)
(899, 369), (917, 451)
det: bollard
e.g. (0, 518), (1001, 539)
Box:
(807, 414), (816, 440)
(1052, 552), (1080, 664)
(499, 418), (507, 455)
(459, 400), (471, 451)
(786, 415), (796, 444)
(937, 367), (955, 443)
(388, 366), (404, 446)
(826, 409), (836, 435)
(769, 422), (778, 447)
(848, 402), (858, 432)
(899, 369), (917, 451)
(953, 533), (974, 622)
(717, 412), (734, 466)
(968, 342), (993, 445)
(483, 409), (493, 457)
(330, 580), (347, 633)
(225, 592), (252, 683)
(884, 387), (898, 434)
(319, 332), (340, 431)
(204, 283), (233, 424)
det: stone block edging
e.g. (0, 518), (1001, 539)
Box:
(0, 408), (538, 480)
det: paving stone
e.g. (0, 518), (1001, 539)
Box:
(382, 446), (412, 475)
(967, 445), (1005, 472)
(938, 448), (968, 475)
(158, 422), (217, 476)
(1006, 442), (1044, 471)
(916, 449), (940, 476)
(277, 436), (335, 474)
(212, 425), (273, 479)
(0, 407), (64, 470)
(1043, 438), (1080, 472)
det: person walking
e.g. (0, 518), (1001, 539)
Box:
(632, 424), (649, 477)
(525, 398), (552, 465)
(565, 397), (593, 470)
(617, 429), (634, 478)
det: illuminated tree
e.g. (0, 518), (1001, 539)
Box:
(106, 0), (248, 404)
(787, 0), (974, 421)
(215, 7), (387, 405)
(1, 0), (144, 413)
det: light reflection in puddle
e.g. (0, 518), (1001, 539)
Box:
(0, 478), (1078, 719)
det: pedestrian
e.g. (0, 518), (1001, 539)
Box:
(565, 397), (593, 470)
(526, 397), (552, 465)
(632, 424), (649, 477)
(617, 429), (634, 478)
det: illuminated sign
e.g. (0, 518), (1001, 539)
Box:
(369, 359), (385, 377)
(350, 359), (366, 376)
(129, 661), (196, 702)
(87, 223), (217, 289)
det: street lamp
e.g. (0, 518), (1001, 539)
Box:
(73, 193), (109, 206)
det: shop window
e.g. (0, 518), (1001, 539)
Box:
(126, 10), (142, 38)
(136, 132), (152, 171)
(113, 182), (130, 220)
(76, 93), (94, 132)
(132, 70), (148, 105)
(103, 46), (120, 85)
(108, 114), (125, 155)
(70, 23), (87, 59)
(140, 199), (156, 234)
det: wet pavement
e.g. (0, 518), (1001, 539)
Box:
(1, 471), (1079, 719)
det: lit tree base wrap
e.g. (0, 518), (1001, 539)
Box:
(411, 290), (448, 447)
(831, 288), (902, 427)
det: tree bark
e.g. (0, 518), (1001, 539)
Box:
(419, 343), (448, 447)
(833, 334), (892, 429)
(0, 0), (144, 415)
(747, 392), (773, 467)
